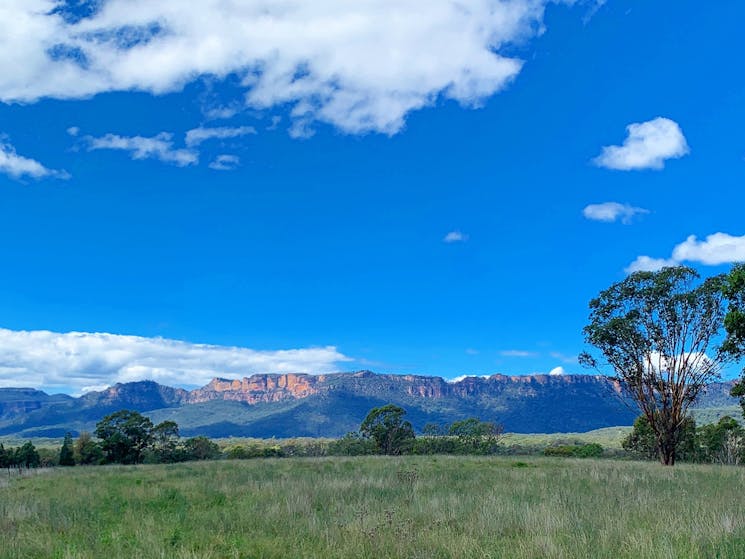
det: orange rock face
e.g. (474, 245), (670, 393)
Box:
(187, 373), (324, 404)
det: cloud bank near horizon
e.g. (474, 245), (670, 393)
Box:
(0, 328), (351, 393)
(0, 0), (567, 135)
(626, 233), (745, 273)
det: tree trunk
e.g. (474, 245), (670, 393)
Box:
(659, 440), (676, 466)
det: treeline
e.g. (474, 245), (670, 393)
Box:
(12, 404), (745, 469)
(33, 410), (222, 467)
(2, 404), (511, 468)
(623, 414), (745, 465)
(325, 405), (504, 456)
(0, 441), (43, 469)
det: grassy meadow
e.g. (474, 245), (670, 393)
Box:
(2, 456), (745, 558)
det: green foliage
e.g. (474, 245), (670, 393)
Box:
(149, 420), (183, 463)
(74, 432), (104, 465)
(183, 436), (222, 461)
(622, 415), (698, 462)
(448, 418), (503, 454)
(722, 264), (745, 420)
(543, 443), (604, 458)
(328, 432), (377, 456)
(582, 266), (728, 465)
(95, 410), (154, 464)
(359, 404), (415, 455)
(622, 415), (658, 460)
(58, 432), (75, 466)
(16, 441), (41, 468)
(697, 415), (745, 465)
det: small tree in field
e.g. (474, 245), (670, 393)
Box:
(581, 266), (728, 465)
(58, 432), (75, 466)
(360, 404), (415, 455)
(95, 410), (154, 464)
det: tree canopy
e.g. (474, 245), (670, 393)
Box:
(95, 410), (155, 464)
(360, 404), (415, 455)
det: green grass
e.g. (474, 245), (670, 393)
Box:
(2, 456), (745, 558)
(502, 426), (631, 450)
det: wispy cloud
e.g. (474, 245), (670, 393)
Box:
(583, 202), (649, 224)
(499, 350), (536, 358)
(0, 328), (352, 393)
(626, 232), (745, 273)
(185, 126), (257, 147)
(209, 154), (240, 171)
(443, 231), (468, 243)
(86, 133), (198, 167)
(549, 352), (578, 365)
(594, 117), (689, 171)
(0, 1), (568, 135)
(0, 140), (68, 180)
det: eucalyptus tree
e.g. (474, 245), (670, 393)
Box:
(721, 263), (745, 416)
(581, 266), (729, 465)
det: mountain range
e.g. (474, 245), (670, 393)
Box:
(0, 371), (740, 439)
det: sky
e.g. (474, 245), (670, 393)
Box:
(0, 0), (744, 393)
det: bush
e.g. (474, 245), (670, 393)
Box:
(544, 443), (604, 458)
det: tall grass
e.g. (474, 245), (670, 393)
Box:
(2, 456), (745, 558)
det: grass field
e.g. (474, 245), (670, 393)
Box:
(2, 456), (745, 558)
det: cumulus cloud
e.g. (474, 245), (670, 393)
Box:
(185, 126), (257, 147)
(626, 233), (745, 273)
(0, 0), (569, 135)
(209, 154), (240, 171)
(0, 327), (352, 393)
(0, 141), (68, 180)
(548, 366), (565, 376)
(86, 132), (198, 166)
(583, 202), (649, 224)
(443, 231), (468, 243)
(593, 117), (689, 170)
(671, 233), (745, 266)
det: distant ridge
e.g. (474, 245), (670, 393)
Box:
(0, 372), (739, 439)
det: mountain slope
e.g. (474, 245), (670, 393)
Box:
(0, 372), (739, 438)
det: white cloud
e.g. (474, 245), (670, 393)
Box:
(499, 350), (536, 358)
(0, 327), (351, 393)
(444, 231), (468, 243)
(593, 117), (689, 171)
(209, 154), (240, 171)
(626, 233), (745, 273)
(548, 366), (565, 376)
(86, 132), (198, 166)
(185, 126), (257, 147)
(66, 126), (80, 137)
(671, 233), (745, 266)
(583, 202), (649, 224)
(0, 0), (568, 135)
(0, 141), (68, 180)
(625, 256), (679, 273)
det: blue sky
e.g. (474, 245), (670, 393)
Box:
(0, 0), (743, 393)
